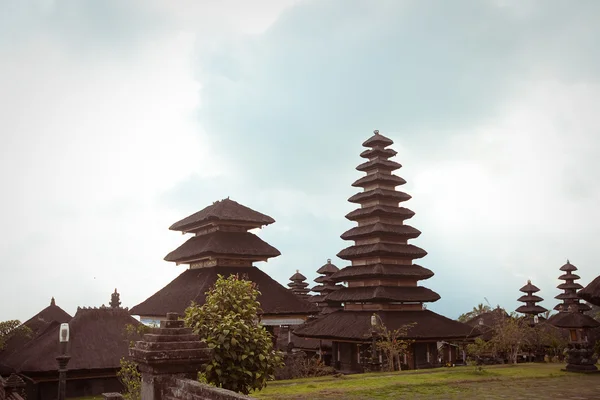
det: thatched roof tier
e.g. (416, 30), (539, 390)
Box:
(337, 242), (427, 260)
(516, 305), (548, 314)
(557, 282), (583, 290)
(164, 231), (281, 263)
(4, 308), (139, 373)
(356, 158), (402, 173)
(360, 147), (397, 159)
(345, 205), (415, 222)
(341, 223), (421, 241)
(519, 281), (541, 293)
(553, 302), (591, 312)
(314, 276), (329, 283)
(311, 283), (340, 293)
(293, 310), (476, 341)
(130, 266), (317, 318)
(558, 273), (580, 280)
(331, 264), (434, 282)
(362, 131), (394, 147)
(560, 261), (578, 272)
(555, 292), (581, 300)
(169, 198), (275, 232)
(517, 294), (544, 303)
(351, 173), (406, 189)
(316, 259), (340, 275)
(289, 271), (307, 282)
(347, 189), (411, 205)
(325, 286), (440, 303)
(579, 275), (600, 306)
(549, 311), (600, 329)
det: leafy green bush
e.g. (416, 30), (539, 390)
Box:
(184, 274), (284, 395)
(117, 358), (141, 400)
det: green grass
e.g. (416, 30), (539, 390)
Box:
(253, 363), (593, 399)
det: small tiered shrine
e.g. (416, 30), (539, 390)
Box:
(130, 198), (316, 328)
(309, 259), (343, 313)
(515, 280), (547, 318)
(554, 261), (591, 313)
(288, 270), (311, 300)
(294, 130), (473, 372)
(109, 289), (121, 309)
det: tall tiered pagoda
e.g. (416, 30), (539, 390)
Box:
(288, 270), (311, 300)
(554, 260), (591, 313)
(309, 259), (343, 313)
(294, 130), (473, 371)
(516, 280), (547, 317)
(130, 198), (316, 327)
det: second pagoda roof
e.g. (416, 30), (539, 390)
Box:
(579, 275), (600, 306)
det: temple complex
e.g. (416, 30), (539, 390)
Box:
(294, 130), (474, 371)
(515, 280), (547, 318)
(308, 259), (343, 314)
(287, 270), (311, 300)
(554, 261), (591, 313)
(130, 198), (316, 329)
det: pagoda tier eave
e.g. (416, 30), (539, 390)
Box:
(362, 132), (394, 148)
(359, 148), (397, 160)
(557, 283), (583, 290)
(515, 305), (548, 314)
(340, 223), (421, 241)
(337, 243), (427, 260)
(558, 273), (580, 280)
(347, 189), (411, 204)
(517, 294), (544, 302)
(345, 205), (415, 221)
(331, 263), (434, 282)
(324, 285), (440, 303)
(356, 158), (402, 173)
(351, 172), (406, 188)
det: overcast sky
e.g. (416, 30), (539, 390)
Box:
(2, 0), (599, 322)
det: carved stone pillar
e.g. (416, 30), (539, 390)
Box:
(130, 312), (212, 400)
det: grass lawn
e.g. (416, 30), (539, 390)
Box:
(254, 363), (600, 399)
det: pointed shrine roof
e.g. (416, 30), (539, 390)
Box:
(4, 308), (140, 373)
(519, 280), (540, 293)
(164, 231), (281, 263)
(130, 266), (317, 318)
(289, 270), (307, 282)
(316, 259), (339, 275)
(559, 260), (578, 272)
(549, 311), (600, 329)
(362, 130), (394, 147)
(169, 198), (275, 232)
(579, 275), (600, 306)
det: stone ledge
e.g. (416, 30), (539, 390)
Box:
(170, 378), (255, 400)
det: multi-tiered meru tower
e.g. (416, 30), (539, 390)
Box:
(554, 261), (591, 313)
(515, 280), (547, 318)
(294, 131), (473, 371)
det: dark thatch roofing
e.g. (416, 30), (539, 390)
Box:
(130, 266), (317, 317)
(316, 260), (339, 275)
(289, 270), (307, 282)
(341, 223), (420, 241)
(579, 275), (600, 306)
(0, 298), (72, 362)
(356, 159), (402, 173)
(516, 305), (548, 314)
(169, 198), (275, 232)
(517, 295), (544, 303)
(560, 261), (578, 272)
(164, 231), (281, 263)
(557, 282), (583, 290)
(324, 286), (440, 303)
(362, 131), (394, 148)
(347, 189), (411, 205)
(360, 148), (397, 160)
(553, 302), (591, 312)
(293, 310), (476, 341)
(558, 273), (580, 280)
(519, 281), (541, 293)
(352, 173), (406, 188)
(331, 264), (434, 282)
(345, 205), (415, 221)
(337, 243), (427, 260)
(549, 311), (600, 329)
(4, 308), (139, 373)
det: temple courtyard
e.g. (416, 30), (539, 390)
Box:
(253, 364), (600, 399)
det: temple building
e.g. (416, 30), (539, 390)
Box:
(130, 198), (316, 329)
(516, 280), (547, 318)
(308, 259), (343, 314)
(288, 270), (311, 300)
(554, 260), (591, 313)
(579, 275), (600, 307)
(294, 130), (474, 372)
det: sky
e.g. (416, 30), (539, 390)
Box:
(1, 0), (599, 322)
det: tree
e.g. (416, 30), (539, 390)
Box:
(184, 274), (284, 395)
(488, 313), (530, 364)
(372, 315), (415, 371)
(117, 358), (141, 400)
(0, 320), (32, 351)
(457, 303), (492, 322)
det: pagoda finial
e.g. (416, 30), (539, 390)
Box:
(527, 279), (531, 284)
(51, 297), (55, 306)
(296, 269), (299, 273)
(327, 258), (331, 263)
(567, 258), (570, 264)
(374, 130), (379, 135)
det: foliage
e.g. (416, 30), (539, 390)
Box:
(372, 314), (415, 371)
(117, 358), (141, 400)
(123, 323), (151, 347)
(466, 337), (490, 363)
(457, 303), (492, 323)
(0, 320), (32, 350)
(299, 356), (336, 378)
(184, 274), (284, 395)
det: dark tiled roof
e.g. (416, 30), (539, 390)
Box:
(130, 266), (317, 317)
(337, 242), (427, 260)
(164, 231), (281, 263)
(340, 223), (420, 241)
(169, 198), (275, 232)
(351, 173), (406, 188)
(331, 264), (434, 281)
(316, 260), (339, 275)
(362, 131), (394, 148)
(549, 311), (600, 329)
(4, 308), (139, 373)
(324, 286), (440, 303)
(579, 275), (600, 306)
(293, 310), (476, 341)
(345, 205), (415, 221)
